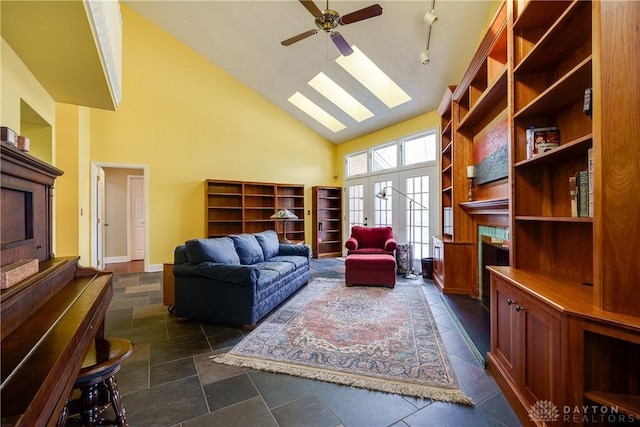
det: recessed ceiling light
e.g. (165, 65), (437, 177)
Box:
(288, 92), (346, 133)
(335, 46), (411, 108)
(308, 72), (374, 122)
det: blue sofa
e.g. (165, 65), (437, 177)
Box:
(173, 230), (310, 326)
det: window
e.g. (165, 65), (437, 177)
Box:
(402, 131), (437, 166)
(346, 151), (368, 177)
(372, 144), (397, 172)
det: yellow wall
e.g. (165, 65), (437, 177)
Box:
(0, 39), (55, 133)
(86, 6), (336, 266)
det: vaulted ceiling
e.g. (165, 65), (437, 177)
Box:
(125, 1), (500, 144)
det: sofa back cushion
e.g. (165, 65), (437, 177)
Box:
(230, 234), (265, 265)
(185, 238), (240, 265)
(253, 230), (280, 260)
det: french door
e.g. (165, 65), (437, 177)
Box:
(345, 168), (438, 263)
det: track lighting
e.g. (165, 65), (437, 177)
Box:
(424, 10), (438, 26)
(420, 0), (436, 66)
(420, 50), (430, 65)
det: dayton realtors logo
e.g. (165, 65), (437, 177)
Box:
(528, 400), (637, 424)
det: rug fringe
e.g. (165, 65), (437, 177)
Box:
(212, 353), (474, 406)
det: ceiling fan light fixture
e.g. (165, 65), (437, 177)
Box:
(330, 32), (354, 56)
(424, 10), (438, 26)
(420, 50), (430, 65)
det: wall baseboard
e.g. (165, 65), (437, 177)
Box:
(105, 256), (129, 264)
(148, 264), (163, 273)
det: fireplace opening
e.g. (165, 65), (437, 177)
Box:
(478, 226), (510, 306)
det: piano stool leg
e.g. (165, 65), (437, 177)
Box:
(56, 397), (71, 427)
(79, 384), (100, 426)
(103, 375), (128, 426)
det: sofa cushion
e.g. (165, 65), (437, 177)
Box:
(255, 261), (295, 278)
(230, 234), (265, 265)
(185, 238), (240, 265)
(253, 230), (280, 260)
(269, 255), (308, 269)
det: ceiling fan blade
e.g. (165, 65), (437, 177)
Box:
(299, 0), (323, 18)
(281, 29), (319, 46)
(330, 32), (354, 56)
(340, 4), (383, 25)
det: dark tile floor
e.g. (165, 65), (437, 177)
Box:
(105, 258), (521, 426)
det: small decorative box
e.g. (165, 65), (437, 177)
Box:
(1, 259), (39, 289)
(1, 126), (17, 146)
(17, 135), (30, 152)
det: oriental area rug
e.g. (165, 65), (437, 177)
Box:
(212, 278), (473, 405)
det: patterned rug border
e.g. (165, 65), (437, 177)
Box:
(212, 278), (473, 406)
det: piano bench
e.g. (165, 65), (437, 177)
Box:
(59, 338), (133, 427)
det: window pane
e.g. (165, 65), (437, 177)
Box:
(372, 144), (397, 172)
(403, 132), (436, 166)
(373, 180), (392, 226)
(346, 151), (368, 176)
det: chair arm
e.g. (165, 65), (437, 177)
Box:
(384, 238), (398, 251)
(173, 262), (259, 286)
(345, 237), (358, 250)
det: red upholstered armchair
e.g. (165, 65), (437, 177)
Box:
(345, 226), (397, 255)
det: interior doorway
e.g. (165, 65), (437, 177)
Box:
(91, 162), (149, 272)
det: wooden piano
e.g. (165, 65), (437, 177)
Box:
(1, 141), (113, 426)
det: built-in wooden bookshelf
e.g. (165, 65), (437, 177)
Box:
(205, 179), (304, 242)
(481, 1), (640, 425)
(311, 186), (342, 258)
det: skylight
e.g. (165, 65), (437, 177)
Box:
(308, 72), (374, 122)
(336, 46), (411, 108)
(287, 92), (346, 133)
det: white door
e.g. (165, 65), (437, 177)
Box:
(96, 167), (106, 270)
(129, 176), (145, 261)
(399, 168), (439, 261)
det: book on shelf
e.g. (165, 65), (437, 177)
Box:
(588, 147), (594, 217)
(569, 176), (578, 217)
(576, 170), (589, 217)
(526, 126), (560, 158)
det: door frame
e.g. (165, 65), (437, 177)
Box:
(91, 162), (150, 272)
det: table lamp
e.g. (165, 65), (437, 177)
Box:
(270, 209), (298, 243)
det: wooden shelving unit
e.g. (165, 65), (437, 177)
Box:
(482, 1), (640, 425)
(205, 179), (304, 241)
(311, 186), (342, 258)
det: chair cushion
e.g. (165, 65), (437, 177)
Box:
(230, 234), (265, 265)
(253, 230), (280, 260)
(185, 238), (240, 265)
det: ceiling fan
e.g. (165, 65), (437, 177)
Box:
(281, 0), (383, 56)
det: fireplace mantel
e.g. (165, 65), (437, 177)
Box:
(459, 198), (508, 215)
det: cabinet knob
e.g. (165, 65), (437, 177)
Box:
(515, 305), (524, 312)
(507, 298), (513, 305)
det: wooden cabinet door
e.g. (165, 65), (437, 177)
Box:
(491, 276), (517, 382)
(516, 293), (562, 409)
(432, 238), (445, 288)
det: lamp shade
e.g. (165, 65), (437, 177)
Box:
(270, 209), (298, 220)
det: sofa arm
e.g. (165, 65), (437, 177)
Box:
(345, 237), (358, 251)
(278, 243), (311, 260)
(173, 262), (259, 286)
(384, 238), (398, 251)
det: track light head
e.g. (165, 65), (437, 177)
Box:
(424, 10), (438, 26)
(420, 50), (430, 65)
